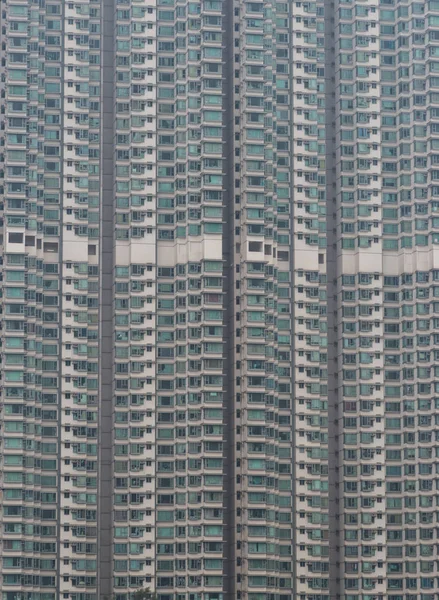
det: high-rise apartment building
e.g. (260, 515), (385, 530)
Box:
(0, 0), (438, 598)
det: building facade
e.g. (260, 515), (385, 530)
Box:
(0, 0), (438, 599)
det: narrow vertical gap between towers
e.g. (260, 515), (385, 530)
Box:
(323, 0), (341, 594)
(98, 0), (116, 595)
(222, 0), (237, 594)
